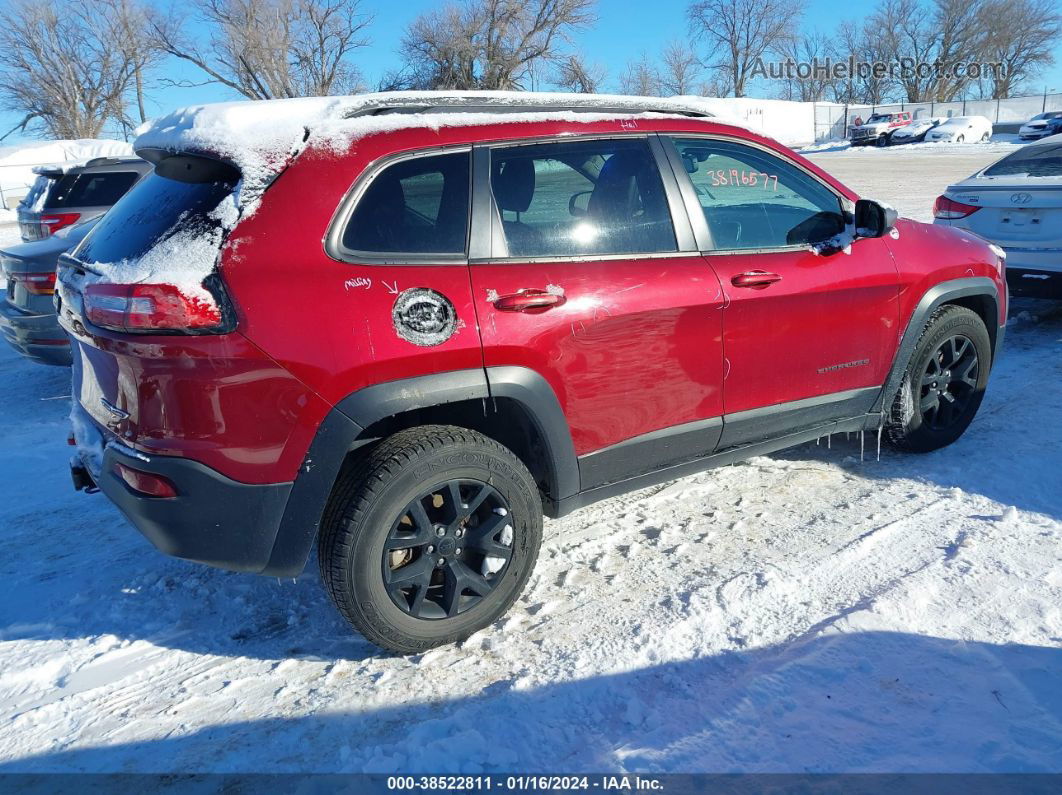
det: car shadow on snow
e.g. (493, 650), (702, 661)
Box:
(2, 631), (1061, 773)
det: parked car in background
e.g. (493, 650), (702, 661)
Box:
(925, 116), (993, 143)
(849, 111), (913, 146)
(17, 157), (150, 242)
(934, 138), (1062, 298)
(1, 218), (97, 364)
(1018, 111), (1062, 141)
(57, 92), (1006, 654)
(888, 117), (945, 145)
(1041, 116), (1062, 139)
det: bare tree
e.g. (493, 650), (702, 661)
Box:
(659, 41), (702, 96)
(0, 0), (157, 140)
(928, 0), (988, 100)
(400, 0), (596, 90)
(152, 0), (372, 100)
(832, 19), (896, 104)
(869, 0), (994, 102)
(619, 55), (662, 96)
(978, 0), (1061, 98)
(770, 30), (836, 101)
(552, 55), (606, 93)
(688, 0), (805, 97)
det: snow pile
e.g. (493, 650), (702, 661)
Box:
(673, 96), (816, 146)
(0, 139), (133, 204)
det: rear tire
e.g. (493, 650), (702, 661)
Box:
(318, 425), (542, 654)
(885, 305), (991, 453)
(981, 131), (991, 142)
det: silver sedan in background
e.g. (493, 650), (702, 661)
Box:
(933, 137), (1062, 298)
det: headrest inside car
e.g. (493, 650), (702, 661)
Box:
(493, 158), (535, 213)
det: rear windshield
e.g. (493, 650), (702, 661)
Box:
(983, 143), (1062, 178)
(46, 171), (140, 209)
(75, 171), (236, 265)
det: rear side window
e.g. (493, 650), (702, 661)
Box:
(75, 172), (235, 265)
(489, 138), (677, 258)
(342, 151), (470, 255)
(670, 137), (844, 250)
(984, 143), (1062, 178)
(47, 171), (140, 208)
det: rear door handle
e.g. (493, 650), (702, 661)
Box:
(731, 271), (782, 289)
(493, 290), (566, 312)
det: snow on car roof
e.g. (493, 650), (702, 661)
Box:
(133, 91), (720, 208)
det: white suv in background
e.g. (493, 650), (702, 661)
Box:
(925, 116), (993, 144)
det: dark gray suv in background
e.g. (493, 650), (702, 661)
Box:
(2, 156), (149, 365)
(17, 156), (149, 242)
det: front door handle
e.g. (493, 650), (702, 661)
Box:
(731, 271), (782, 289)
(493, 290), (566, 312)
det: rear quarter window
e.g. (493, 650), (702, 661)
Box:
(341, 151), (471, 255)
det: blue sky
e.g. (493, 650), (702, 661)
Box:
(2, 0), (1061, 144)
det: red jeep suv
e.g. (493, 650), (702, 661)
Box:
(57, 93), (1006, 653)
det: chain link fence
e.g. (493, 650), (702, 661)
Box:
(812, 92), (1062, 142)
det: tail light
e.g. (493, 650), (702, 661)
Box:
(10, 271), (58, 295)
(114, 462), (177, 498)
(83, 283), (224, 333)
(39, 212), (81, 236)
(933, 196), (981, 220)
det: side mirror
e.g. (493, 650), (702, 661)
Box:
(854, 199), (898, 238)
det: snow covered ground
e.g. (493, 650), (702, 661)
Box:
(0, 147), (1060, 774)
(0, 214), (20, 249)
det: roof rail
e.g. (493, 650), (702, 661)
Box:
(344, 94), (713, 120)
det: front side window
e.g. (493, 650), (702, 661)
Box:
(669, 137), (845, 250)
(343, 151), (470, 255)
(489, 138), (677, 258)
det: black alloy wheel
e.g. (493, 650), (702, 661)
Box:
(383, 479), (514, 620)
(918, 334), (979, 432)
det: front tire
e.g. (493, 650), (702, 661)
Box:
(885, 305), (991, 453)
(318, 425), (543, 654)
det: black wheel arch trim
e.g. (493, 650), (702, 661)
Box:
(333, 366), (579, 502)
(264, 366), (579, 576)
(872, 276), (1002, 414)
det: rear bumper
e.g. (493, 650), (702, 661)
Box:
(0, 300), (70, 365)
(1007, 268), (1062, 298)
(91, 444), (296, 575)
